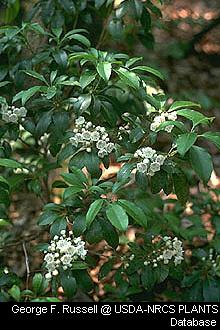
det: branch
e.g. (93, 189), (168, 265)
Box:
(22, 241), (30, 292)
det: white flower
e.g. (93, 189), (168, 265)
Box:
(143, 158), (150, 164)
(69, 137), (78, 147)
(96, 140), (107, 150)
(45, 273), (52, 279)
(3, 268), (9, 274)
(149, 162), (160, 172)
(148, 170), (155, 177)
(156, 155), (166, 165)
(137, 162), (148, 173)
(141, 147), (156, 159)
(61, 254), (72, 265)
(44, 253), (55, 263)
(75, 116), (85, 126)
(174, 256), (184, 266)
(163, 249), (174, 260)
(61, 230), (66, 236)
(9, 114), (18, 123)
(165, 125), (174, 133)
(75, 133), (83, 143)
(52, 269), (59, 276)
(20, 107), (27, 117)
(67, 246), (77, 256)
(98, 149), (107, 158)
(82, 130), (91, 141)
(91, 131), (100, 141)
(106, 143), (115, 153)
(46, 262), (56, 272)
(173, 240), (182, 250)
(167, 112), (177, 121)
(56, 239), (71, 253)
(85, 121), (92, 129)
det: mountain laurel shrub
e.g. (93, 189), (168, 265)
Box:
(0, 0), (220, 302)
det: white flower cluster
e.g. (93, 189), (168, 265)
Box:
(69, 116), (115, 158)
(150, 111), (177, 133)
(44, 230), (87, 280)
(144, 236), (184, 268)
(118, 123), (131, 141)
(202, 248), (220, 271)
(1, 104), (27, 123)
(134, 147), (166, 176)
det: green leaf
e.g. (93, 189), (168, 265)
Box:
(95, 0), (107, 9)
(35, 111), (52, 137)
(58, 144), (74, 163)
(116, 68), (140, 89)
(106, 203), (128, 231)
(8, 285), (20, 302)
(117, 163), (136, 181)
(118, 199), (147, 229)
(3, 0), (20, 23)
(72, 261), (88, 270)
(0, 158), (23, 169)
(157, 120), (187, 133)
(73, 269), (94, 292)
(203, 279), (220, 302)
(32, 273), (43, 295)
(0, 175), (9, 186)
(86, 199), (104, 227)
(23, 70), (48, 85)
(0, 187), (9, 206)
(85, 218), (103, 244)
(0, 219), (11, 227)
(0, 81), (10, 88)
(38, 212), (59, 226)
(50, 217), (67, 237)
(177, 109), (212, 127)
(69, 34), (91, 47)
(99, 260), (114, 279)
(176, 132), (197, 156)
(173, 173), (189, 205)
(201, 132), (220, 150)
(13, 86), (42, 105)
(61, 173), (85, 187)
(97, 62), (112, 82)
(169, 101), (201, 111)
(63, 186), (84, 199)
(141, 266), (156, 289)
(61, 274), (76, 299)
(99, 218), (119, 249)
(80, 71), (96, 89)
(189, 146), (213, 184)
(29, 23), (46, 35)
(73, 215), (86, 236)
(150, 170), (167, 194)
(53, 50), (68, 70)
(131, 66), (164, 80)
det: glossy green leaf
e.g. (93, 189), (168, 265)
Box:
(176, 133), (197, 156)
(106, 203), (128, 231)
(97, 62), (112, 82)
(86, 199), (104, 227)
(189, 146), (213, 184)
(116, 68), (140, 89)
(118, 199), (147, 228)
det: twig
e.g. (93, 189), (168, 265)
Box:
(22, 241), (30, 293)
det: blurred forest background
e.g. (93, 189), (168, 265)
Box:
(0, 0), (220, 301)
